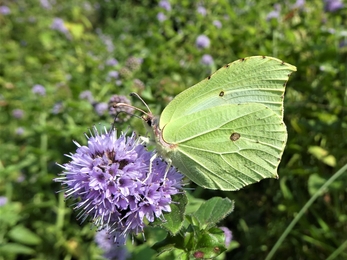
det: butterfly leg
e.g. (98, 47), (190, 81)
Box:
(142, 152), (158, 183)
(162, 158), (172, 185)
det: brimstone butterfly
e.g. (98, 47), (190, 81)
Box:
(125, 56), (296, 191)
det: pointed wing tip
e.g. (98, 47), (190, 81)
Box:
(240, 56), (297, 72)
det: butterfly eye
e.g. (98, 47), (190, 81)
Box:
(230, 133), (240, 141)
(219, 91), (224, 97)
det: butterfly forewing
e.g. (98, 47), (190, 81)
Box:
(159, 56), (296, 130)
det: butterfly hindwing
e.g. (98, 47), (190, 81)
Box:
(162, 103), (287, 190)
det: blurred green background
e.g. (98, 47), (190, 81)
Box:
(0, 0), (346, 259)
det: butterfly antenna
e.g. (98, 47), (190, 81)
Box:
(114, 92), (152, 117)
(113, 102), (150, 117)
(130, 92), (152, 114)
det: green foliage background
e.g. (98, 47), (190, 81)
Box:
(0, 0), (346, 259)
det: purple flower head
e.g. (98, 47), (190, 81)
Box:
(197, 5), (207, 16)
(159, 0), (171, 11)
(293, 0), (305, 9)
(266, 4), (281, 21)
(108, 95), (134, 122)
(340, 39), (347, 48)
(119, 67), (132, 79)
(126, 57), (143, 71)
(116, 80), (122, 86)
(0, 196), (8, 207)
(32, 84), (46, 96)
(51, 18), (69, 35)
(95, 229), (130, 260)
(201, 54), (214, 66)
(220, 227), (233, 247)
(0, 6), (10, 15)
(83, 2), (92, 11)
(79, 90), (94, 103)
(196, 35), (210, 49)
(15, 127), (25, 135)
(106, 58), (119, 66)
(107, 71), (120, 83)
(324, 0), (344, 12)
(213, 20), (222, 29)
(94, 102), (108, 116)
(99, 34), (115, 53)
(108, 70), (119, 79)
(51, 102), (63, 114)
(55, 127), (183, 245)
(157, 12), (167, 22)
(12, 109), (24, 119)
(133, 78), (145, 92)
(40, 0), (52, 9)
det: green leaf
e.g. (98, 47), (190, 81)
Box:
(151, 193), (188, 235)
(191, 227), (227, 259)
(185, 193), (206, 215)
(308, 146), (336, 167)
(0, 243), (35, 255)
(192, 197), (234, 230)
(8, 225), (42, 246)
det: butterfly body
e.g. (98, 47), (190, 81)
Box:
(144, 56), (296, 191)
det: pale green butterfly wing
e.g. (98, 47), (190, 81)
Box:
(159, 56), (296, 130)
(145, 56), (296, 190)
(161, 103), (287, 190)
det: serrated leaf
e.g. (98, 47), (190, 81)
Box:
(151, 193), (187, 235)
(192, 197), (234, 230)
(191, 227), (227, 259)
(185, 193), (206, 215)
(152, 233), (185, 255)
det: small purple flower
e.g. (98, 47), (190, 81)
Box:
(79, 90), (94, 103)
(197, 5), (207, 16)
(133, 78), (145, 92)
(266, 4), (281, 21)
(32, 84), (46, 96)
(51, 18), (70, 36)
(159, 0), (171, 11)
(201, 54), (214, 66)
(108, 70), (119, 79)
(116, 80), (122, 86)
(55, 127), (183, 245)
(40, 0), (52, 9)
(12, 109), (24, 119)
(0, 6), (10, 15)
(339, 39), (347, 48)
(108, 95), (134, 122)
(95, 229), (130, 260)
(324, 0), (344, 12)
(52, 102), (63, 114)
(94, 102), (108, 116)
(196, 35), (210, 49)
(99, 34), (115, 53)
(157, 12), (167, 22)
(220, 227), (233, 247)
(106, 58), (119, 66)
(83, 2), (92, 11)
(15, 127), (25, 135)
(107, 71), (120, 82)
(292, 0), (305, 9)
(213, 20), (222, 29)
(0, 196), (8, 207)
(16, 174), (25, 183)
